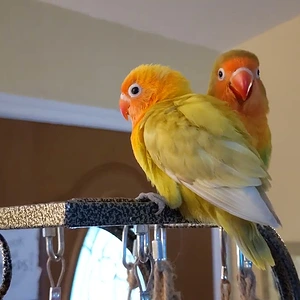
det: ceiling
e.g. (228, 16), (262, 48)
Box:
(39, 0), (300, 51)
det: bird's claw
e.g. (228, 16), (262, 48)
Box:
(135, 192), (167, 215)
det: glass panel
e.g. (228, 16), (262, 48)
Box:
(70, 227), (143, 300)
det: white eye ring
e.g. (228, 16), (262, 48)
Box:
(256, 68), (260, 78)
(128, 83), (142, 98)
(217, 68), (225, 81)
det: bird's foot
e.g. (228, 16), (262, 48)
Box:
(135, 192), (167, 215)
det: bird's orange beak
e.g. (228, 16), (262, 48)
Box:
(230, 68), (254, 101)
(119, 93), (130, 120)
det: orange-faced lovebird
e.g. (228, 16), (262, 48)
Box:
(119, 64), (281, 269)
(207, 49), (271, 168)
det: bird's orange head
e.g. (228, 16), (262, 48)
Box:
(207, 49), (269, 115)
(119, 64), (192, 126)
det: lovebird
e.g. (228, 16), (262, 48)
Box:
(119, 64), (281, 269)
(207, 49), (271, 167)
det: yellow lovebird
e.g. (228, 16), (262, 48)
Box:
(119, 64), (281, 269)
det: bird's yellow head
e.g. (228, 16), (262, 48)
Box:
(208, 49), (268, 114)
(119, 64), (192, 126)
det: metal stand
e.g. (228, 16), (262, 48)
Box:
(0, 197), (299, 300)
(0, 234), (12, 299)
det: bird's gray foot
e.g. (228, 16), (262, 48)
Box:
(135, 192), (167, 215)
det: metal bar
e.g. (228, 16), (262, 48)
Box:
(0, 233), (12, 298)
(0, 202), (65, 230)
(0, 197), (216, 230)
(0, 198), (299, 300)
(257, 225), (300, 300)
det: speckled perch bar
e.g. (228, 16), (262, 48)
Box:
(0, 197), (207, 230)
(0, 197), (299, 300)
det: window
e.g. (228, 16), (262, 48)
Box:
(70, 227), (143, 300)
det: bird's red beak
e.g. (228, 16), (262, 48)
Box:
(119, 93), (130, 120)
(230, 68), (254, 102)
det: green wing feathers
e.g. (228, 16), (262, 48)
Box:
(141, 94), (280, 227)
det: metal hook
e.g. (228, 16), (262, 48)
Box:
(43, 227), (65, 300)
(133, 225), (150, 264)
(220, 227), (228, 281)
(133, 254), (154, 300)
(122, 225), (136, 270)
(42, 227), (65, 262)
(0, 233), (12, 299)
(219, 227), (231, 299)
(152, 225), (167, 270)
(46, 258), (66, 288)
(122, 225), (154, 300)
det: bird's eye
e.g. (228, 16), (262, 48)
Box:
(128, 83), (142, 97)
(256, 68), (260, 78)
(217, 68), (225, 81)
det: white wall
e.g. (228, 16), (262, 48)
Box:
(236, 14), (300, 242)
(0, 0), (219, 110)
(222, 15), (300, 300)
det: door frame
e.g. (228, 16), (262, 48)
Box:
(0, 92), (131, 132)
